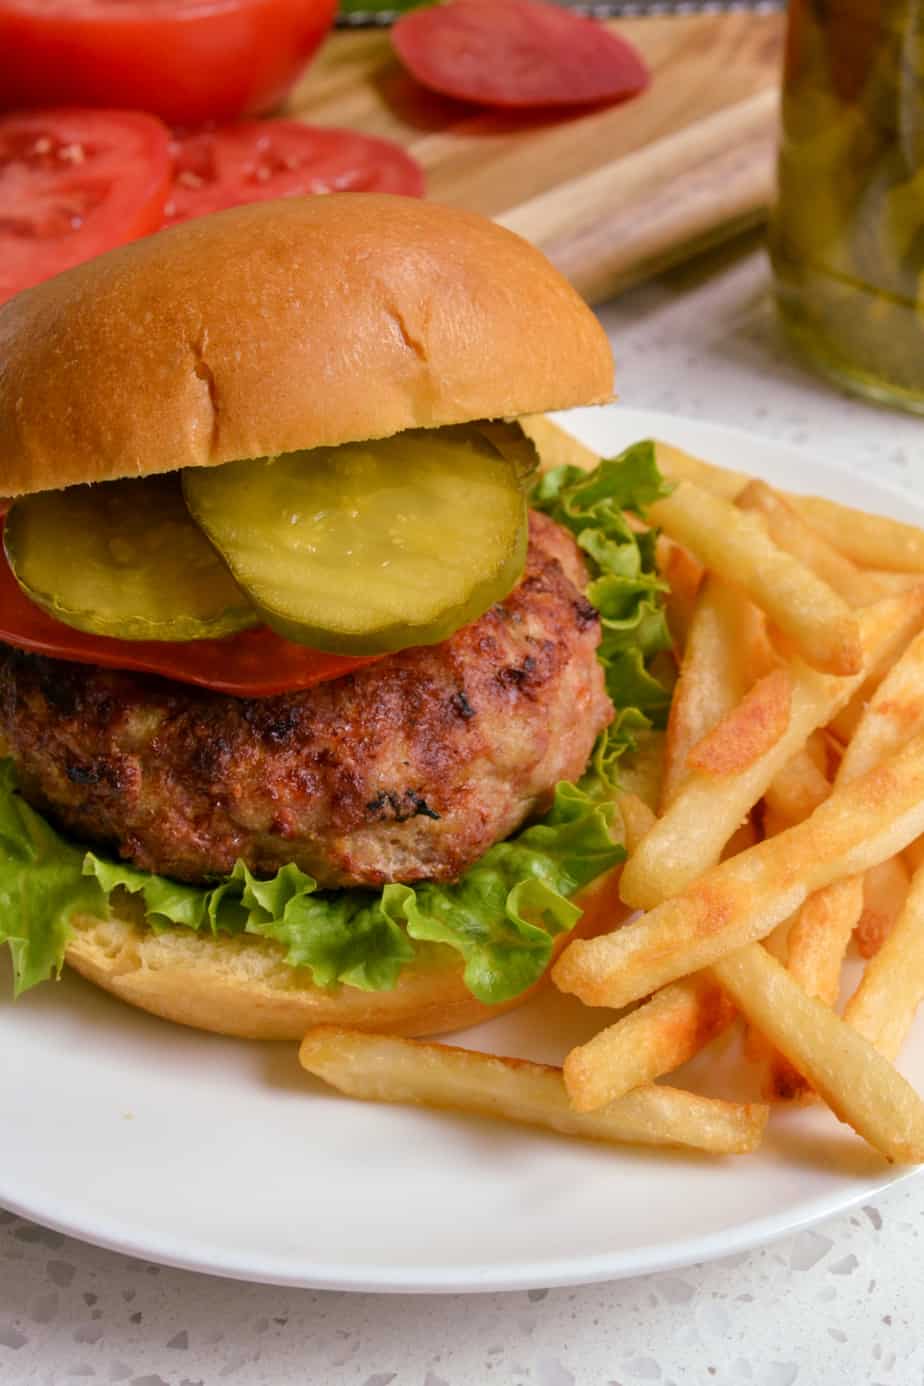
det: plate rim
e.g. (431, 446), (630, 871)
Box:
(2, 404), (921, 1293)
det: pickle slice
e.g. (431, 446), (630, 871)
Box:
(182, 426), (529, 654)
(4, 475), (257, 642)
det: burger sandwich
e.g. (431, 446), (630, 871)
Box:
(0, 195), (670, 1039)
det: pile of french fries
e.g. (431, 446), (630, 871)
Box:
(300, 422), (924, 1166)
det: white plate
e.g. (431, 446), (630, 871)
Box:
(1, 407), (921, 1294)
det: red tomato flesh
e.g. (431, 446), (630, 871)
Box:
(0, 108), (171, 304)
(0, 529), (382, 697)
(392, 0), (650, 109)
(163, 121), (425, 222)
(0, 0), (337, 126)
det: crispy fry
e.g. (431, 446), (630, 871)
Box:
(736, 479), (881, 608)
(687, 668), (792, 778)
(857, 856), (910, 958)
(788, 495), (924, 575)
(617, 791), (657, 855)
(555, 729), (924, 1010)
(784, 626), (924, 1031)
(661, 576), (755, 809)
(763, 745), (831, 827)
(845, 861), (924, 1061)
(839, 628), (924, 783)
(790, 876), (865, 1006)
(655, 440), (924, 575)
(298, 1027), (768, 1155)
(711, 945), (924, 1163)
(617, 730), (667, 816)
(865, 570), (924, 594)
(657, 536), (704, 651)
(563, 976), (734, 1113)
(649, 482), (862, 676)
(620, 591), (924, 910)
(772, 632), (924, 1092)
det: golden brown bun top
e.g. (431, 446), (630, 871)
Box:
(0, 195), (614, 497)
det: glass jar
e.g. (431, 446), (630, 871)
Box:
(770, 0), (924, 412)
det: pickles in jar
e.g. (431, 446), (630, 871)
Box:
(4, 474), (257, 641)
(182, 426), (530, 654)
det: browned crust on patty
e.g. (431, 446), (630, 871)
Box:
(0, 512), (612, 889)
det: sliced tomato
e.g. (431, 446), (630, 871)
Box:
(0, 531), (382, 697)
(0, 108), (171, 304)
(392, 0), (650, 110)
(0, 0), (337, 126)
(163, 120), (425, 223)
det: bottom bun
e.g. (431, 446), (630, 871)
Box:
(64, 868), (629, 1040)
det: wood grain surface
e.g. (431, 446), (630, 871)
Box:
(285, 11), (785, 302)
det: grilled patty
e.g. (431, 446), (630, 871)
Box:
(0, 511), (613, 889)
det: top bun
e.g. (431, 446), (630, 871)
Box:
(0, 195), (613, 498)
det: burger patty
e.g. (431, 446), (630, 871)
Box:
(0, 511), (613, 889)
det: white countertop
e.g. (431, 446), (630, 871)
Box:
(3, 234), (924, 1386)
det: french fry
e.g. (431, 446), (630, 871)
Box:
(621, 590), (924, 910)
(771, 632), (924, 1094)
(298, 1027), (768, 1155)
(788, 495), (924, 575)
(648, 482), (862, 676)
(563, 975), (733, 1113)
(687, 668), (792, 778)
(711, 944), (924, 1163)
(805, 729), (831, 775)
(617, 791), (657, 855)
(845, 861), (924, 1061)
(657, 536), (704, 651)
(736, 479), (882, 608)
(865, 570), (924, 594)
(555, 729), (924, 1011)
(856, 856), (910, 958)
(838, 628), (924, 783)
(617, 731), (667, 816)
(655, 440), (924, 575)
(661, 576), (756, 809)
(787, 876), (865, 1008)
(765, 874), (862, 1101)
(763, 744), (831, 828)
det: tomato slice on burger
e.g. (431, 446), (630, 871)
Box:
(0, 108), (171, 304)
(0, 534), (382, 697)
(0, 0), (337, 126)
(392, 0), (650, 110)
(163, 121), (425, 223)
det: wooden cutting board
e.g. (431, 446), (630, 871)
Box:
(285, 10), (785, 304)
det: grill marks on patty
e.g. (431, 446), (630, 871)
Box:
(0, 511), (614, 889)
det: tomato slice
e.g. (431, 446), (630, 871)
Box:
(0, 108), (171, 304)
(391, 0), (650, 110)
(0, 530), (382, 697)
(163, 120), (425, 223)
(0, 0), (337, 126)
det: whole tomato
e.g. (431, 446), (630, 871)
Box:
(0, 0), (337, 125)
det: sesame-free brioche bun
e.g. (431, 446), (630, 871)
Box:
(63, 869), (628, 1040)
(0, 194), (614, 498)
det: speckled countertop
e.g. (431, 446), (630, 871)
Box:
(3, 234), (924, 1386)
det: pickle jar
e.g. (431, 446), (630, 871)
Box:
(770, 0), (924, 412)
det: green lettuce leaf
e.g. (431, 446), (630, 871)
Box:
(531, 438), (674, 730)
(0, 760), (106, 997)
(0, 440), (670, 1006)
(0, 759), (621, 1006)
